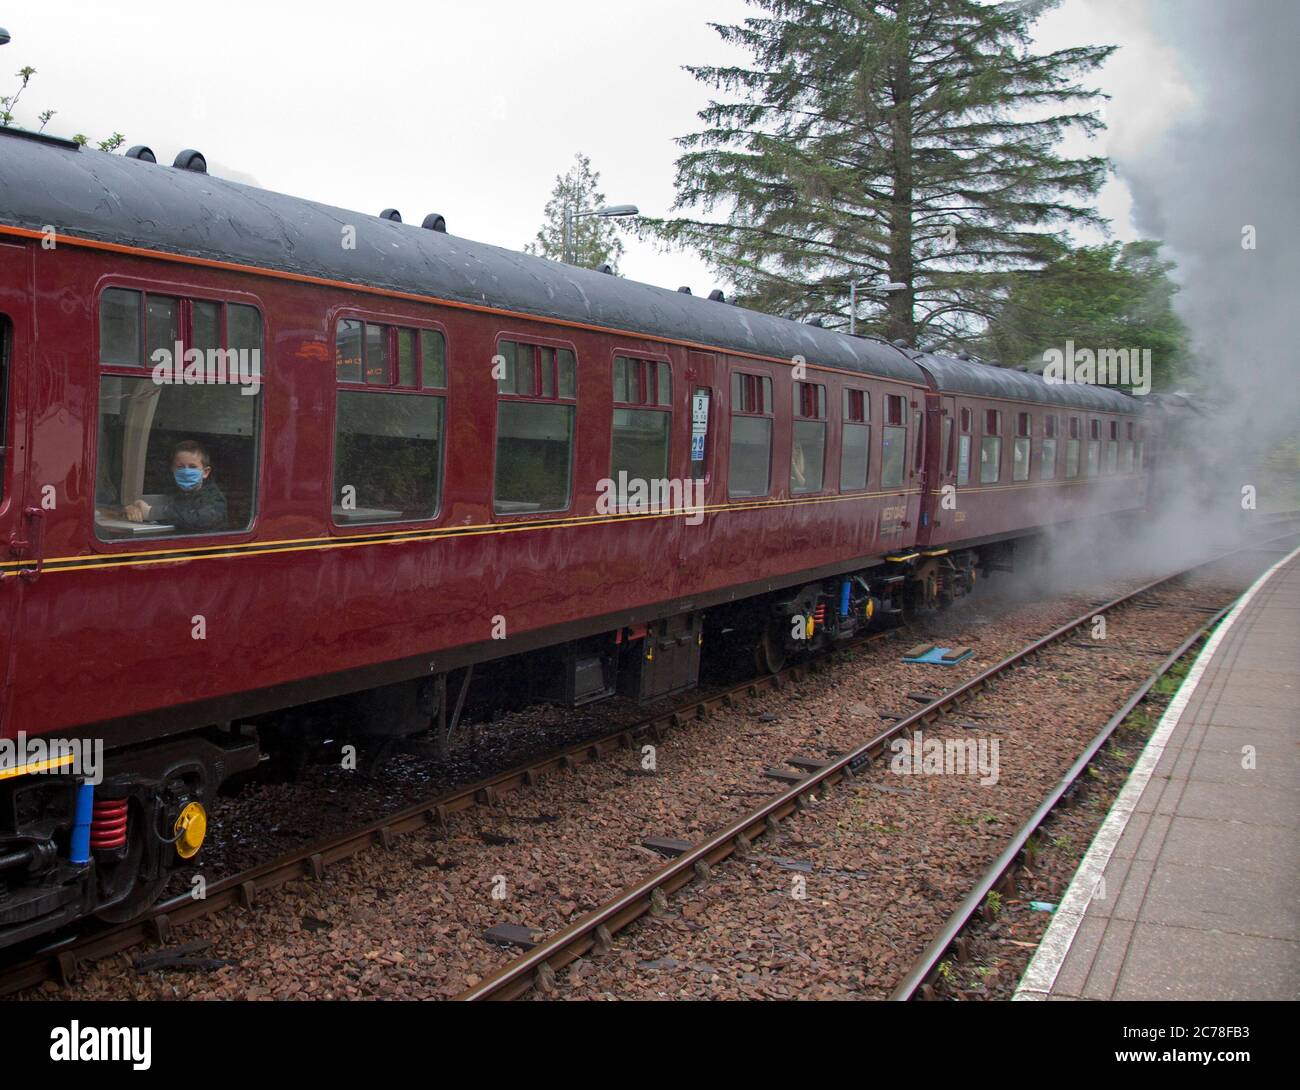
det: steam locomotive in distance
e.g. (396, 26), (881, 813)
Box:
(0, 129), (1149, 946)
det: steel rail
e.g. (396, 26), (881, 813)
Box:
(458, 525), (1300, 1001)
(888, 599), (1234, 1000)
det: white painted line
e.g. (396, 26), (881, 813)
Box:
(1013, 544), (1300, 1000)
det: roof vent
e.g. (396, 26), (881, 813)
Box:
(956, 349), (971, 361)
(892, 338), (910, 348)
(596, 263), (615, 275)
(807, 316), (824, 327)
(126, 145), (157, 163)
(173, 149), (207, 173)
(1016, 365), (1029, 372)
(677, 286), (692, 295)
(379, 208), (402, 223)
(708, 289), (726, 302)
(421, 213), (446, 233)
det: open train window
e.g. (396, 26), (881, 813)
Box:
(980, 409), (1002, 485)
(0, 315), (9, 502)
(840, 388), (870, 492)
(957, 407), (972, 486)
(1123, 420), (1136, 472)
(791, 381), (826, 494)
(1106, 419), (1120, 474)
(1013, 412), (1031, 482)
(1086, 418), (1101, 477)
(1065, 417), (1082, 478)
(1041, 415), (1058, 480)
(94, 289), (262, 540)
(494, 338), (576, 515)
(728, 371), (773, 499)
(881, 393), (907, 489)
(333, 319), (446, 525)
(610, 355), (672, 493)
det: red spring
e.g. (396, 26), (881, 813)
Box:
(813, 604), (827, 624)
(90, 798), (129, 851)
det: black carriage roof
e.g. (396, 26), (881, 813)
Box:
(0, 131), (1138, 414)
(908, 350), (1140, 413)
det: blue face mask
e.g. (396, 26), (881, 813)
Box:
(174, 466), (205, 491)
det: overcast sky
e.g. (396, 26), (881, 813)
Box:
(0, 0), (1256, 303)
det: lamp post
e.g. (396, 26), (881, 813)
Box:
(849, 276), (907, 336)
(562, 203), (639, 266)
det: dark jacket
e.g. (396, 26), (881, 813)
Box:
(151, 480), (228, 533)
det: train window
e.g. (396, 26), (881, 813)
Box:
(728, 371), (772, 499)
(99, 288), (143, 365)
(1041, 415), (1058, 480)
(0, 315), (9, 500)
(1122, 420), (1135, 471)
(1013, 412), (1031, 482)
(942, 413), (953, 476)
(1106, 420), (1119, 474)
(611, 357), (672, 486)
(333, 321), (448, 524)
(1086, 419), (1101, 477)
(841, 388), (870, 492)
(912, 406), (925, 473)
(880, 394), (907, 489)
(494, 339), (576, 515)
(95, 292), (263, 540)
(980, 409), (1002, 485)
(1135, 427), (1144, 472)
(791, 381), (826, 494)
(334, 393), (443, 522)
(1066, 417), (1081, 478)
(957, 407), (971, 486)
(422, 331), (448, 388)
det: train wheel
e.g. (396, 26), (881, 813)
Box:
(754, 620), (788, 675)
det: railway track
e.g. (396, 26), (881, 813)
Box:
(457, 523), (1300, 1001)
(0, 630), (899, 997)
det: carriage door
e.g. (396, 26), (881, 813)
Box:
(0, 239), (34, 736)
(921, 395), (957, 547)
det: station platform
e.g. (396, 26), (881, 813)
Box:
(1016, 545), (1300, 1001)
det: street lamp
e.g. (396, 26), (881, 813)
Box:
(849, 276), (907, 336)
(562, 203), (639, 266)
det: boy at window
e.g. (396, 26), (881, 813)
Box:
(125, 440), (228, 532)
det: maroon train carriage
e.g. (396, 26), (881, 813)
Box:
(0, 129), (1145, 946)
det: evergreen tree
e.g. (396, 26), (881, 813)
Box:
(644, 0), (1115, 345)
(526, 153), (626, 271)
(977, 241), (1191, 389)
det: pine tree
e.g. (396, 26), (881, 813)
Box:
(644, 0), (1115, 346)
(526, 153), (627, 271)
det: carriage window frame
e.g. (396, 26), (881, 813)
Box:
(493, 336), (578, 517)
(1012, 411), (1032, 482)
(840, 387), (871, 493)
(332, 316), (448, 528)
(790, 380), (827, 495)
(881, 393), (908, 489)
(1106, 418), (1120, 474)
(727, 369), (774, 500)
(1041, 414), (1058, 480)
(610, 354), (673, 498)
(1065, 416), (1082, 479)
(94, 286), (265, 544)
(980, 409), (1002, 485)
(957, 406), (972, 486)
(1086, 418), (1102, 477)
